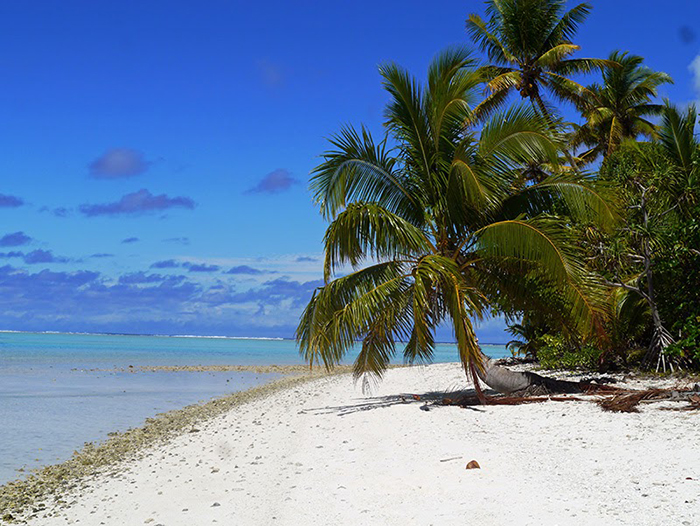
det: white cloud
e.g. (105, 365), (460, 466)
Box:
(689, 54), (700, 99)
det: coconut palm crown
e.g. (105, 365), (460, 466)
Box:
(296, 48), (615, 387)
(656, 102), (700, 217)
(571, 51), (673, 165)
(467, 0), (609, 120)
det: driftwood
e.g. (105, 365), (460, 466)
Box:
(440, 384), (700, 413)
(598, 389), (700, 413)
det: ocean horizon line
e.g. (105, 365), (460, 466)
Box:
(0, 329), (507, 346)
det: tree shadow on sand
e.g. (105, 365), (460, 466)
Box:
(300, 388), (493, 416)
(301, 383), (700, 415)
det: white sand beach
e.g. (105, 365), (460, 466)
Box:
(19, 363), (700, 526)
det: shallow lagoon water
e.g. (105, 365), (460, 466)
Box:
(0, 332), (508, 484)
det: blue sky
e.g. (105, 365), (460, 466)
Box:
(0, 0), (698, 340)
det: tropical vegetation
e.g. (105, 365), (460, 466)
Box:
(571, 51), (673, 164)
(297, 0), (700, 392)
(467, 0), (608, 120)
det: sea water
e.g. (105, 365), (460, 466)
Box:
(0, 331), (508, 484)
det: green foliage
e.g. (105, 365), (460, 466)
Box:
(537, 334), (603, 369)
(589, 103), (700, 370)
(506, 316), (550, 357)
(298, 1), (699, 376)
(572, 51), (672, 164)
(606, 288), (652, 359)
(667, 316), (700, 364)
(467, 0), (609, 120)
(298, 46), (611, 384)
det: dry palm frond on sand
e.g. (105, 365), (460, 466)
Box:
(598, 389), (700, 413)
(443, 384), (700, 413)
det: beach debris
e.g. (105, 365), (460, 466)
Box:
(598, 388), (700, 413)
(419, 404), (430, 412)
(412, 394), (421, 401)
(466, 460), (481, 470)
(434, 373), (700, 412)
(211, 502), (221, 507)
(439, 456), (462, 463)
(447, 392), (581, 407)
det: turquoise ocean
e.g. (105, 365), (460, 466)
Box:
(0, 331), (508, 484)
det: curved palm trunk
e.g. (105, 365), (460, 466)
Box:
(474, 351), (583, 395)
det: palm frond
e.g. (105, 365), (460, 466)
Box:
(544, 2), (592, 47)
(380, 62), (434, 179)
(353, 292), (413, 390)
(541, 72), (590, 105)
(354, 323), (394, 391)
(322, 202), (432, 280)
(535, 43), (580, 68)
(297, 261), (411, 369)
(447, 141), (499, 211)
(425, 46), (482, 150)
(550, 58), (615, 76)
(414, 255), (484, 368)
(474, 217), (607, 335)
(485, 69), (520, 93)
(466, 13), (516, 65)
(658, 102), (698, 174)
(524, 174), (619, 230)
(470, 85), (513, 122)
(403, 325), (436, 365)
(310, 125), (421, 221)
(478, 104), (563, 167)
(475, 216), (584, 283)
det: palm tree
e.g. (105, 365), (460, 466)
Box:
(656, 103), (699, 218)
(296, 48), (615, 397)
(505, 315), (551, 358)
(571, 51), (673, 165)
(466, 0), (609, 120)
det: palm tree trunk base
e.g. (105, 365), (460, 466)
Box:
(475, 356), (588, 395)
(467, 355), (626, 402)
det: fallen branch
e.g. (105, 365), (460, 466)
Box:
(598, 389), (700, 413)
(439, 385), (700, 413)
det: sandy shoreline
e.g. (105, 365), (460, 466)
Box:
(3, 363), (699, 525)
(0, 367), (354, 523)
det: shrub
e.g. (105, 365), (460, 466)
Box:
(537, 334), (603, 370)
(667, 315), (700, 365)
